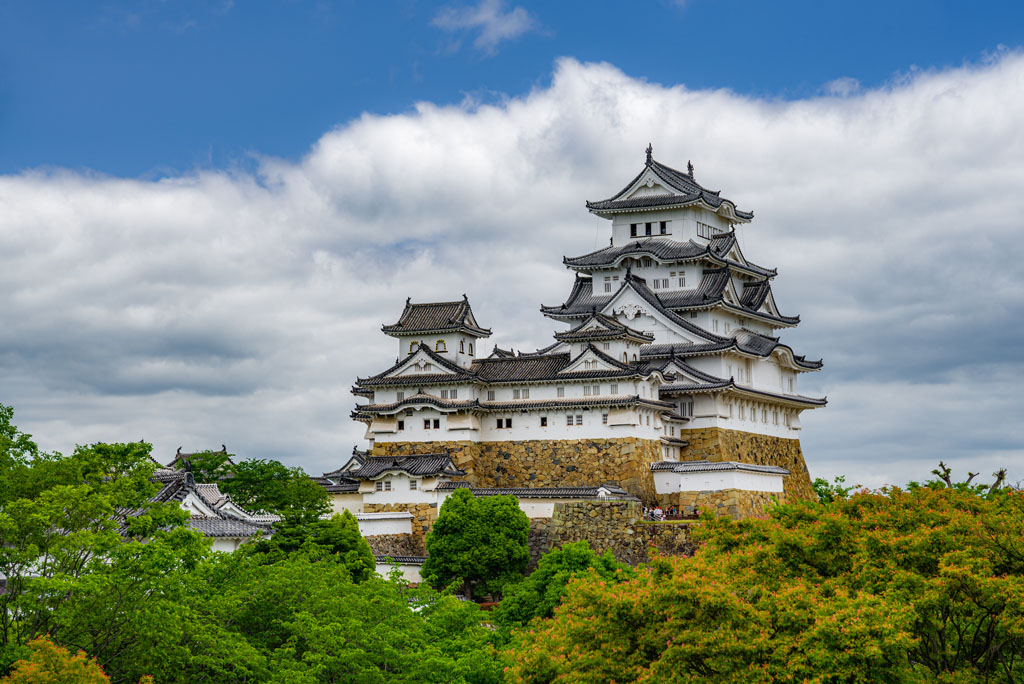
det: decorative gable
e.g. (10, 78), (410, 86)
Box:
(389, 348), (462, 379)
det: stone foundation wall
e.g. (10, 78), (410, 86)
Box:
(535, 500), (696, 565)
(679, 428), (814, 501)
(668, 488), (782, 520)
(366, 533), (425, 557)
(362, 502), (437, 540)
(372, 438), (663, 502)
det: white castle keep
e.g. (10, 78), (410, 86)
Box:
(343, 147), (826, 507)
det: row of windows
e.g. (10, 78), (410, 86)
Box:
(408, 340), (474, 355)
(393, 408), (671, 432)
(630, 221), (670, 237)
(696, 221), (718, 239)
(374, 478), (419, 492)
(728, 402), (792, 426)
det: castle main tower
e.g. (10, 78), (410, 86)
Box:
(350, 148), (825, 503)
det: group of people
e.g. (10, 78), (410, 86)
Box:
(642, 504), (681, 521)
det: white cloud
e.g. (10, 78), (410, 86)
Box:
(431, 0), (538, 55)
(824, 76), (861, 96)
(2, 54), (1024, 487)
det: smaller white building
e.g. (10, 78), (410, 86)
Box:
(150, 468), (275, 552)
(651, 460), (788, 495)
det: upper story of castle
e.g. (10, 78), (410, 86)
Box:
(587, 144), (753, 248)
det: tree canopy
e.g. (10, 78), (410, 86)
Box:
(422, 488), (530, 600)
(506, 482), (1024, 684)
(493, 540), (632, 636)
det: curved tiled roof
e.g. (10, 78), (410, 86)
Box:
(553, 312), (655, 344)
(382, 296), (491, 337)
(344, 453), (466, 480)
(586, 154), (753, 220)
(650, 460), (789, 475)
(542, 269), (799, 327)
(564, 234), (776, 278)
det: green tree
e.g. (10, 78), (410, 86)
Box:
(0, 405), (39, 506)
(493, 541), (631, 636)
(422, 489), (529, 601)
(246, 511), (375, 582)
(218, 458), (329, 522)
(507, 482), (1024, 684)
(811, 474), (859, 503)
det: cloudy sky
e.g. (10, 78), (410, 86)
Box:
(1, 1), (1023, 487)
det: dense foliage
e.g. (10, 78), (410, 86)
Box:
(507, 483), (1024, 683)
(182, 451), (330, 522)
(4, 403), (1021, 683)
(493, 541), (631, 636)
(0, 405), (501, 684)
(422, 488), (530, 600)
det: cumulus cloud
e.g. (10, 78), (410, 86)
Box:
(431, 0), (538, 54)
(2, 55), (1024, 486)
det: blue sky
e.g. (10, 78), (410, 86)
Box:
(1, 1), (1023, 487)
(3, 1), (1024, 176)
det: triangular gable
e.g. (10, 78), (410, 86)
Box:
(761, 289), (781, 317)
(559, 346), (626, 374)
(387, 347), (466, 379)
(180, 490), (219, 518)
(721, 277), (741, 306)
(601, 286), (709, 345)
(619, 167), (683, 202)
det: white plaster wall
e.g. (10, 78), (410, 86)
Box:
(356, 513), (413, 536)
(517, 500), (556, 517)
(393, 332), (479, 366)
(360, 474), (440, 505)
(654, 469), (784, 494)
(210, 537), (244, 553)
(329, 492), (364, 515)
(375, 561), (423, 583)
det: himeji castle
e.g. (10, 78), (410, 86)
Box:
(347, 147), (826, 507)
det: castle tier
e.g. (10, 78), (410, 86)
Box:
(350, 148), (826, 503)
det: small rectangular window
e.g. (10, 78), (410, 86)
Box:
(566, 414), (574, 426)
(384, 480), (392, 492)
(522, 388), (530, 399)
(630, 223), (638, 237)
(645, 222), (652, 236)
(487, 390), (495, 401)
(789, 378), (794, 393)
(575, 414), (583, 425)
(713, 319), (719, 332)
(433, 418), (440, 429)
(397, 420), (405, 431)
(506, 417), (512, 428)
(602, 413), (608, 424)
(690, 312), (697, 319)
(604, 282), (612, 292)
(602, 342), (610, 350)
(661, 279), (669, 289)
(375, 481), (383, 492)
(409, 479), (418, 490)
(660, 221), (668, 234)
(651, 280), (660, 290)
(540, 416), (547, 427)
(440, 389), (449, 399)
(496, 418), (503, 428)
(583, 386), (591, 396)
(450, 389), (457, 399)
(557, 387), (564, 398)
(396, 391), (404, 401)
(610, 384), (618, 394)
(513, 389), (520, 399)
(424, 419), (431, 429)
